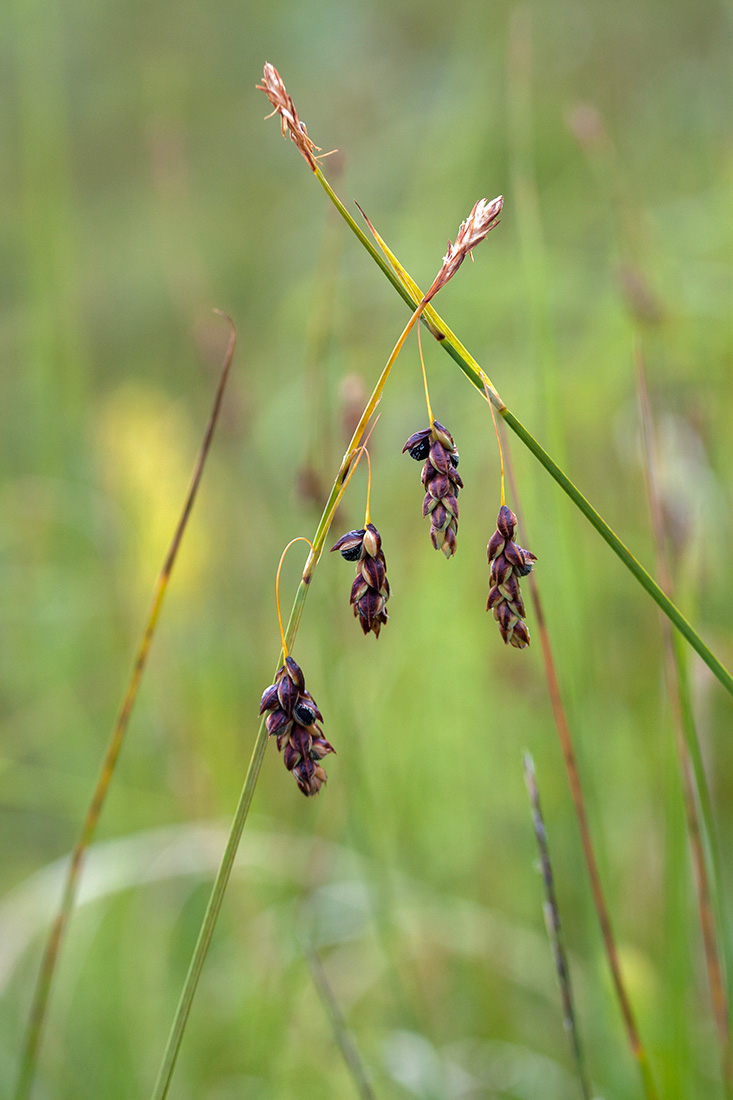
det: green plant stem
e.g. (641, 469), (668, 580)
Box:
(312, 163), (733, 700)
(150, 294), (425, 1100)
(636, 357), (732, 1093)
(304, 945), (378, 1100)
(15, 315), (237, 1100)
(498, 409), (733, 695)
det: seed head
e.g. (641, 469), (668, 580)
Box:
(403, 421), (462, 558)
(425, 197), (504, 299)
(259, 656), (334, 795)
(256, 62), (321, 169)
(487, 505), (536, 648)
(331, 522), (390, 637)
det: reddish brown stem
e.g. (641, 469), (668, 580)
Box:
(504, 441), (660, 1100)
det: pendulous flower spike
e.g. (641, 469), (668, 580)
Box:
(404, 421), (463, 557)
(332, 522), (390, 637)
(259, 657), (333, 796)
(486, 505), (536, 648)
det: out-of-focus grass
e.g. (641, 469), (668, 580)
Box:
(2, 0), (732, 1096)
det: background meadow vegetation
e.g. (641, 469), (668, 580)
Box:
(2, 0), (732, 1096)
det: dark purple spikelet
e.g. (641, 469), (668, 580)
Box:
(487, 504), (536, 648)
(259, 656), (334, 796)
(331, 522), (390, 637)
(403, 421), (462, 557)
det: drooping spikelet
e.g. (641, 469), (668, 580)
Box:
(403, 421), (463, 558)
(487, 505), (537, 648)
(259, 656), (334, 796)
(331, 523), (390, 637)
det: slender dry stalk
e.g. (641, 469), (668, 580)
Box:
(15, 314), (237, 1100)
(529, 553), (660, 1099)
(636, 350), (732, 1094)
(503, 440), (660, 1100)
(304, 944), (379, 1100)
(524, 753), (592, 1100)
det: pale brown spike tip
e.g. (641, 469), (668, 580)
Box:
(256, 62), (322, 169)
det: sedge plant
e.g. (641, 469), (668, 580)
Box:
(148, 64), (733, 1097)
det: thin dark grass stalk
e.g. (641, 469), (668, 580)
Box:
(636, 354), (732, 1094)
(503, 440), (660, 1100)
(304, 943), (379, 1100)
(150, 292), (438, 1099)
(523, 753), (593, 1100)
(306, 158), (733, 701)
(15, 313), (237, 1100)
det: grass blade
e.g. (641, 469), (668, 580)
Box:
(15, 314), (237, 1100)
(636, 351), (732, 1094)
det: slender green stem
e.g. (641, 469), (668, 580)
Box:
(636, 359), (732, 1092)
(499, 409), (733, 695)
(304, 945), (378, 1100)
(149, 711), (269, 1100)
(15, 316), (237, 1100)
(312, 164), (733, 700)
(671, 628), (730, 995)
(150, 291), (423, 1100)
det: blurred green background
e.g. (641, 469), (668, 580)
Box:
(2, 0), (732, 1096)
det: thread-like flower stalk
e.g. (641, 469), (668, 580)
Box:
(487, 504), (536, 647)
(331, 523), (390, 637)
(259, 656), (334, 795)
(403, 421), (462, 557)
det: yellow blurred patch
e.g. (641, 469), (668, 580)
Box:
(95, 382), (209, 597)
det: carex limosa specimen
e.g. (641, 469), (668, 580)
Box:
(150, 96), (511, 1100)
(148, 63), (733, 1100)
